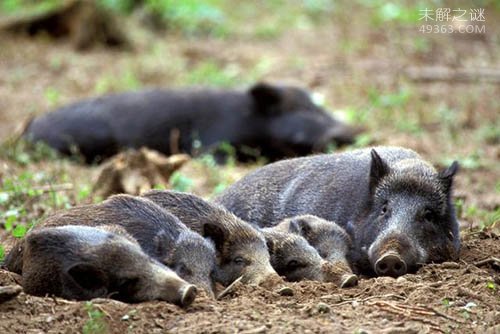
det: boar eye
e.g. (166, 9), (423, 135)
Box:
(287, 260), (300, 269)
(423, 209), (435, 223)
(177, 263), (192, 277)
(233, 256), (245, 265)
(380, 202), (389, 216)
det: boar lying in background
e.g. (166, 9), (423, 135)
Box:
(23, 83), (360, 163)
(216, 146), (460, 277)
(142, 190), (281, 287)
(4, 225), (197, 306)
(7, 194), (216, 296)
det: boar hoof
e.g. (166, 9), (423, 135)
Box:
(340, 274), (358, 288)
(180, 285), (197, 307)
(375, 252), (407, 277)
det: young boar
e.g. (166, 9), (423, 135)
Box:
(142, 190), (280, 287)
(23, 83), (360, 163)
(260, 228), (338, 284)
(32, 195), (217, 296)
(216, 146), (460, 277)
(6, 225), (196, 306)
(270, 215), (357, 287)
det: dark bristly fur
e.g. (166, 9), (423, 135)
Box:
(216, 146), (460, 277)
(23, 83), (360, 163)
(259, 228), (328, 282)
(9, 225), (196, 306)
(5, 194), (216, 295)
(268, 215), (357, 283)
(142, 190), (279, 286)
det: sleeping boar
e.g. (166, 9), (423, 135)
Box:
(260, 227), (355, 286)
(268, 215), (357, 287)
(8, 194), (217, 296)
(142, 190), (280, 287)
(4, 225), (197, 306)
(216, 146), (460, 277)
(23, 83), (360, 163)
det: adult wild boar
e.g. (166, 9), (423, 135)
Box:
(4, 225), (197, 306)
(142, 190), (280, 287)
(216, 146), (460, 277)
(23, 83), (360, 163)
(10, 194), (217, 296)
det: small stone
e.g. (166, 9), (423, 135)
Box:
(316, 302), (330, 314)
(396, 277), (407, 283)
(121, 314), (130, 321)
(277, 286), (294, 296)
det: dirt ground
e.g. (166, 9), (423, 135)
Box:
(0, 232), (498, 333)
(0, 2), (499, 333)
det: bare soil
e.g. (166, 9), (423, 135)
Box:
(0, 3), (499, 333)
(0, 232), (498, 333)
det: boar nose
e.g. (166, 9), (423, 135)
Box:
(375, 252), (407, 277)
(179, 284), (197, 307)
(340, 274), (359, 288)
(321, 261), (358, 287)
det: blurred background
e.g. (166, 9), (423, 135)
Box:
(0, 0), (498, 247)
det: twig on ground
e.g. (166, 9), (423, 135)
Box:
(217, 276), (244, 300)
(474, 257), (500, 267)
(330, 294), (405, 307)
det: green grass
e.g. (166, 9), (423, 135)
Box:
(82, 302), (108, 334)
(0, 139), (60, 166)
(94, 68), (143, 94)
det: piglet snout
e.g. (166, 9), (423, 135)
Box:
(179, 285), (197, 307)
(374, 252), (407, 277)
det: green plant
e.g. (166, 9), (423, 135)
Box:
(94, 68), (142, 94)
(486, 281), (496, 291)
(144, 0), (226, 36)
(169, 171), (194, 192)
(44, 87), (61, 107)
(183, 61), (239, 87)
(0, 244), (5, 262)
(0, 0), (62, 15)
(82, 302), (108, 334)
(0, 139), (60, 166)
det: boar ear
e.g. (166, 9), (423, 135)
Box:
(288, 218), (312, 238)
(202, 222), (226, 253)
(67, 263), (108, 294)
(249, 83), (282, 114)
(438, 161), (459, 192)
(369, 149), (390, 193)
(153, 231), (169, 259)
(266, 238), (275, 255)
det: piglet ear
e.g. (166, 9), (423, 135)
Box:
(369, 149), (390, 193)
(266, 238), (275, 255)
(249, 83), (282, 114)
(288, 218), (312, 238)
(67, 262), (108, 295)
(153, 231), (169, 259)
(202, 222), (226, 254)
(438, 161), (459, 193)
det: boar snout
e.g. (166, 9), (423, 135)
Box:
(321, 261), (358, 287)
(179, 284), (197, 307)
(374, 252), (407, 277)
(244, 266), (283, 288)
